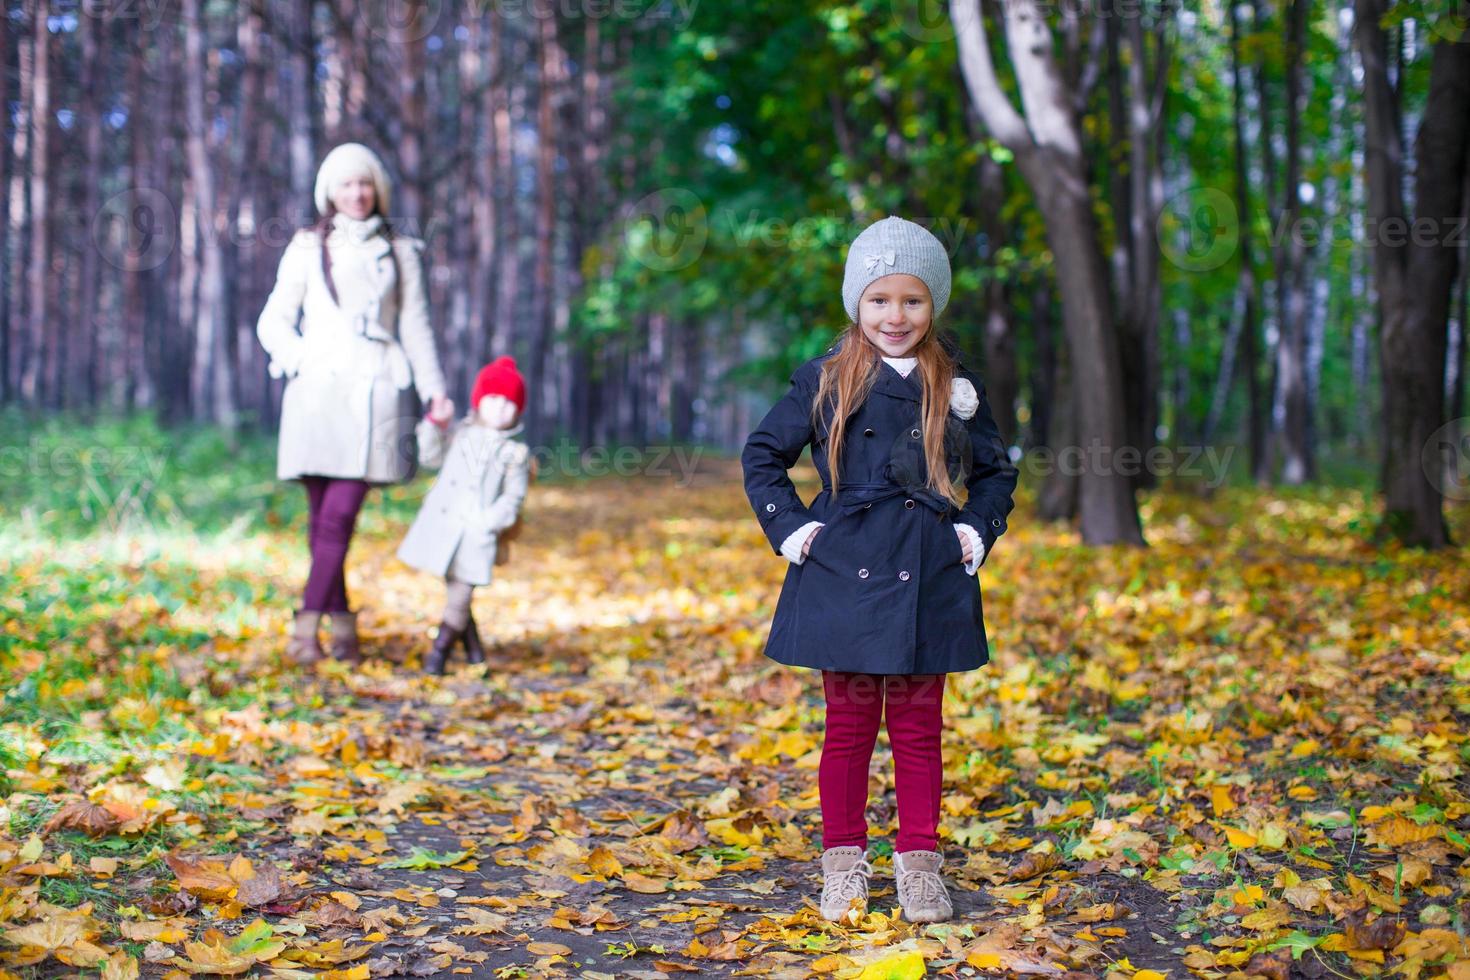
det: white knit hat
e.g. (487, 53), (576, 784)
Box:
(841, 216), (952, 322)
(313, 142), (392, 216)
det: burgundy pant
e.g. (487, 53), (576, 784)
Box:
(300, 476), (371, 613)
(820, 671), (946, 854)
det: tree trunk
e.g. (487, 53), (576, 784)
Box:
(528, 10), (566, 437)
(394, 12), (425, 229)
(471, 7), (501, 366)
(1248, 0), (1281, 484)
(952, 0), (1144, 545)
(0, 3), (12, 404)
(1271, 0), (1313, 484)
(1355, 0), (1470, 547)
(183, 0), (233, 429)
(230, 3), (266, 428)
(285, 0), (316, 219)
(1122, 7), (1169, 485)
(1038, 286), (1080, 522)
(21, 0), (51, 407)
(977, 150), (1018, 445)
(1220, 0), (1264, 466)
(496, 24), (524, 378)
(74, 0), (109, 414)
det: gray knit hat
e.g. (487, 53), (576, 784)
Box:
(841, 216), (952, 322)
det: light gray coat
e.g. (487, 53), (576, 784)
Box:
(396, 418), (532, 585)
(255, 216), (447, 484)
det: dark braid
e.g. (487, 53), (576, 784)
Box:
(312, 203), (403, 313)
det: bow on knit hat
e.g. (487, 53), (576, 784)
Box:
(314, 142), (393, 217)
(841, 216), (952, 322)
(471, 357), (527, 414)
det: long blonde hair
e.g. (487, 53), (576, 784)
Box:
(811, 323), (961, 507)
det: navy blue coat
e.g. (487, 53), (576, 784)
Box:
(742, 350), (1018, 675)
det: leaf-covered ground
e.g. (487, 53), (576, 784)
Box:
(2, 433), (1469, 979)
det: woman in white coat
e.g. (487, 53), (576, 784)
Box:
(256, 142), (452, 665)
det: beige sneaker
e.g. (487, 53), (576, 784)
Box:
(819, 846), (873, 921)
(894, 849), (952, 923)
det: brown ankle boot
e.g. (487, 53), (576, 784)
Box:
(424, 621), (462, 675)
(328, 611), (362, 665)
(285, 610), (324, 665)
(462, 612), (486, 666)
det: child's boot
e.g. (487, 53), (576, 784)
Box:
(462, 612), (486, 666)
(286, 610), (324, 665)
(424, 621), (462, 675)
(328, 611), (363, 665)
(819, 846), (873, 921)
(894, 849), (952, 923)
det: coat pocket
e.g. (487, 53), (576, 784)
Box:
(943, 520), (967, 566)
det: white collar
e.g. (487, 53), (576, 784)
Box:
(330, 212), (385, 243)
(882, 355), (917, 377)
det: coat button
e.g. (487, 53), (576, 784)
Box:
(911, 428), (921, 439)
(858, 568), (869, 578)
(766, 503), (776, 513)
(991, 518), (1001, 527)
(898, 570), (910, 581)
(864, 428), (875, 437)
(864, 503), (872, 509)
(904, 498), (915, 510)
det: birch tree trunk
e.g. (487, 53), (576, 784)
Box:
(952, 0), (1145, 545)
(21, 0), (50, 407)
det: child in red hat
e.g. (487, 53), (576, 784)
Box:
(396, 356), (533, 674)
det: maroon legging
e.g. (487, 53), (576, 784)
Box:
(301, 476), (371, 613)
(820, 671), (946, 854)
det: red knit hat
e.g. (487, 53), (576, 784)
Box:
(471, 356), (526, 414)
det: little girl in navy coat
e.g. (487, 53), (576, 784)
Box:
(741, 216), (1018, 924)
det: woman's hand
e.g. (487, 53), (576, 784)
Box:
(802, 525), (821, 556)
(427, 394), (455, 427)
(955, 526), (974, 564)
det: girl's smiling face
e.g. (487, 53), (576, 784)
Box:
(330, 173), (377, 219)
(858, 274), (932, 357)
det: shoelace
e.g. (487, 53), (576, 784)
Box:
(826, 856), (873, 902)
(898, 867), (949, 907)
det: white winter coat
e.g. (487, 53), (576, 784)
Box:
(396, 418), (532, 585)
(255, 213), (447, 484)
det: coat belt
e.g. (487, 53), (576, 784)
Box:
(826, 482), (952, 516)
